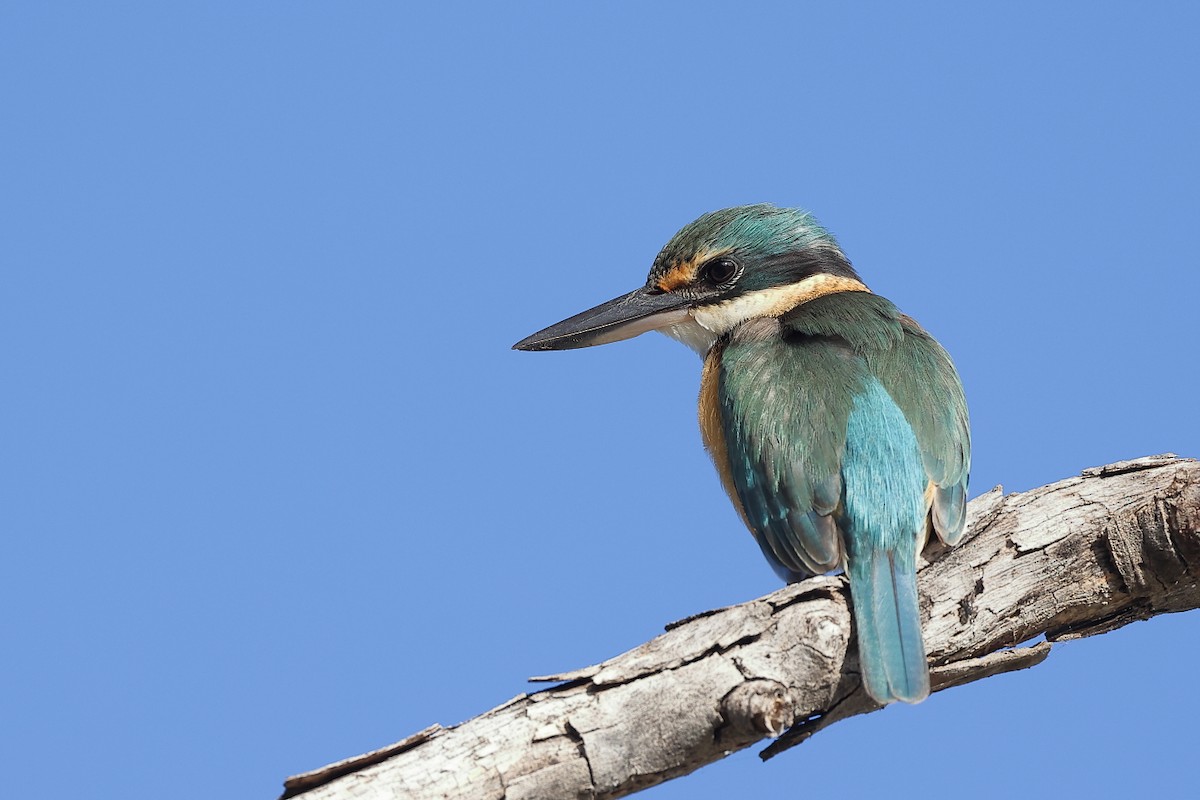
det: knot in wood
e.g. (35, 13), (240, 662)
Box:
(719, 679), (796, 741)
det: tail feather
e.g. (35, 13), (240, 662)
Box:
(847, 547), (930, 704)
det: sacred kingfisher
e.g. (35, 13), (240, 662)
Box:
(514, 205), (970, 704)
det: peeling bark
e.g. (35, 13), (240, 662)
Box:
(281, 454), (1200, 800)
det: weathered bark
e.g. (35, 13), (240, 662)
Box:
(282, 454), (1200, 800)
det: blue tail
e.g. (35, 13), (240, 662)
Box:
(840, 377), (932, 703)
(847, 545), (929, 704)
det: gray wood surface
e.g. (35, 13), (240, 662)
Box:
(282, 454), (1199, 800)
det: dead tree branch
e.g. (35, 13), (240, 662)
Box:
(281, 454), (1200, 800)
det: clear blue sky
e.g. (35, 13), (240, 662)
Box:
(4, 4), (1198, 799)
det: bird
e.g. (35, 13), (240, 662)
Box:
(513, 204), (970, 704)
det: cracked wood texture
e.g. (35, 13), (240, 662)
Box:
(282, 454), (1200, 800)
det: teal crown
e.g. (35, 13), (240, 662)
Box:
(649, 204), (857, 292)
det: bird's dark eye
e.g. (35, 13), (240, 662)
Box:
(702, 257), (739, 285)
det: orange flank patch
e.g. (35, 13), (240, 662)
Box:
(698, 344), (752, 533)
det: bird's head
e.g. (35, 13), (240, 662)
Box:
(513, 204), (866, 354)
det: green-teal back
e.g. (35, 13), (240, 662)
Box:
(714, 290), (970, 703)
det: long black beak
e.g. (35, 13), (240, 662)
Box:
(513, 286), (693, 351)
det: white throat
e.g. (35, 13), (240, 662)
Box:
(659, 317), (718, 356)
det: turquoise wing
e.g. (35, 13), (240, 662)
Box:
(716, 326), (861, 580)
(872, 314), (972, 544)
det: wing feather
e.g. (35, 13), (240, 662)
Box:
(715, 293), (971, 580)
(873, 315), (971, 544)
(717, 327), (856, 578)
